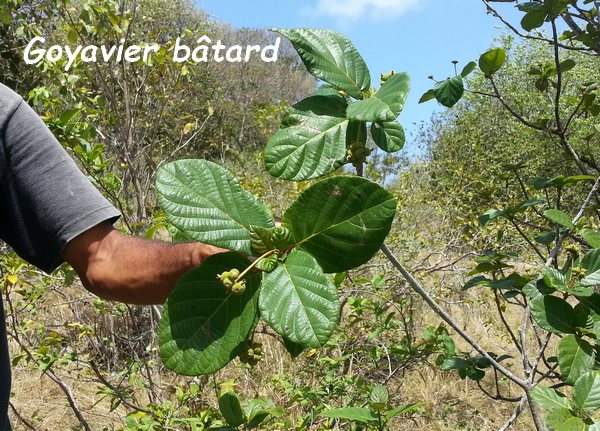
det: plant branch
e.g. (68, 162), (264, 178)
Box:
(381, 243), (529, 389)
(9, 402), (37, 431)
(237, 249), (277, 281)
(546, 176), (600, 266)
(482, 0), (593, 53)
(488, 77), (553, 133)
(498, 395), (528, 431)
(493, 289), (523, 354)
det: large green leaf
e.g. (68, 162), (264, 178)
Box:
(540, 267), (567, 291)
(558, 335), (595, 385)
(385, 403), (426, 421)
(519, 4), (547, 31)
(273, 28), (371, 99)
(578, 293), (600, 316)
(219, 392), (246, 427)
(544, 0), (571, 18)
(439, 357), (471, 370)
(531, 295), (577, 334)
(531, 386), (569, 410)
(576, 261), (600, 295)
(259, 249), (340, 347)
(546, 408), (587, 431)
(159, 253), (260, 375)
(578, 269), (600, 288)
(265, 94), (348, 181)
(479, 209), (505, 226)
(283, 176), (397, 273)
(545, 209), (574, 229)
(583, 250), (600, 274)
(156, 160), (274, 254)
(581, 229), (600, 249)
(433, 75), (464, 108)
(346, 98), (393, 122)
(371, 120), (405, 153)
(523, 279), (554, 299)
(244, 397), (283, 428)
(479, 48), (507, 77)
(346, 72), (410, 122)
(573, 372), (600, 413)
(320, 407), (378, 423)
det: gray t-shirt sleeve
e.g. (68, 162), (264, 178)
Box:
(0, 94), (120, 273)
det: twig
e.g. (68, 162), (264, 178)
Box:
(7, 332), (92, 431)
(546, 176), (600, 266)
(381, 243), (529, 390)
(9, 402), (37, 431)
(483, 0), (593, 53)
(498, 395), (528, 431)
(493, 290), (523, 354)
(5, 292), (92, 431)
(551, 20), (564, 133)
(488, 77), (552, 133)
(88, 361), (152, 414)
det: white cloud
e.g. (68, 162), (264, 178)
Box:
(307, 0), (424, 20)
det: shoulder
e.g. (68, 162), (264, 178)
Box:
(0, 84), (24, 129)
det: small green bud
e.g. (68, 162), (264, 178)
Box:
(239, 341), (263, 366)
(229, 268), (240, 280)
(249, 225), (276, 254)
(380, 70), (395, 83)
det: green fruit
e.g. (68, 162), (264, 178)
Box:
(229, 268), (240, 280)
(231, 281), (246, 295)
(217, 271), (231, 281)
(238, 341), (262, 366)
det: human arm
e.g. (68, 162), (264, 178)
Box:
(62, 222), (226, 305)
(0, 85), (223, 302)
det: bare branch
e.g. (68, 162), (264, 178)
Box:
(498, 395), (528, 431)
(381, 243), (529, 390)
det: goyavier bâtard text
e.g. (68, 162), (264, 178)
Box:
(23, 35), (281, 71)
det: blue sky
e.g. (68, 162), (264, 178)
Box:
(195, 0), (521, 155)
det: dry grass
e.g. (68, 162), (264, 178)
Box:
(5, 251), (553, 431)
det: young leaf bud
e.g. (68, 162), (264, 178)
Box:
(271, 226), (293, 250)
(257, 254), (278, 273)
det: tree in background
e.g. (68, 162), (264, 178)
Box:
(0, 0), (314, 226)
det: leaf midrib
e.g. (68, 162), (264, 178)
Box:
(296, 196), (396, 247)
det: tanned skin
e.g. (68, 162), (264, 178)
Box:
(62, 222), (226, 305)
